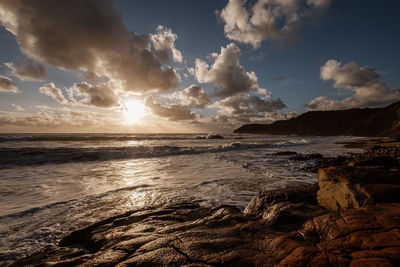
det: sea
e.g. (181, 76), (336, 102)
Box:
(0, 133), (365, 264)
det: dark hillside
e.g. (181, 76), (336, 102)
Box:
(234, 101), (400, 136)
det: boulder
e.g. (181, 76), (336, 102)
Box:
(244, 184), (319, 217)
(317, 166), (400, 211)
(206, 134), (224, 139)
(261, 201), (327, 231)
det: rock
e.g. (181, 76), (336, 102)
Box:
(350, 156), (399, 167)
(10, 146), (400, 266)
(12, 203), (273, 266)
(290, 153), (324, 161)
(303, 156), (349, 172)
(12, 202), (400, 266)
(273, 151), (298, 156)
(206, 134), (224, 139)
(301, 145), (400, 173)
(244, 184), (319, 217)
(261, 201), (327, 231)
(317, 166), (400, 211)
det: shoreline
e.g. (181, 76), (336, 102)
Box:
(9, 140), (400, 266)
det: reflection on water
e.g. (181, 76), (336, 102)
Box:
(0, 135), (365, 264)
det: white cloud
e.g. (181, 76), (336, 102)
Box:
(39, 83), (68, 104)
(307, 60), (400, 110)
(150, 25), (183, 63)
(194, 43), (263, 97)
(219, 0), (330, 48)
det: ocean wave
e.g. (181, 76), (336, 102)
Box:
(0, 142), (274, 167)
(0, 184), (152, 219)
(0, 134), (203, 143)
(273, 138), (311, 146)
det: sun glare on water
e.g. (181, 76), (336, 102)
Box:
(123, 100), (146, 123)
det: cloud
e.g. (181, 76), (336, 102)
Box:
(68, 82), (120, 108)
(0, 0), (180, 92)
(187, 68), (195, 76)
(0, 75), (19, 93)
(195, 43), (262, 97)
(214, 93), (286, 123)
(0, 107), (117, 130)
(39, 83), (68, 104)
(4, 58), (47, 81)
(150, 25), (183, 63)
(11, 103), (23, 111)
(172, 85), (211, 108)
(144, 95), (196, 121)
(219, 0), (330, 48)
(39, 81), (121, 108)
(307, 60), (400, 110)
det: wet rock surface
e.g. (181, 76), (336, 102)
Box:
(244, 184), (319, 217)
(12, 145), (400, 266)
(317, 166), (400, 211)
(13, 201), (400, 267)
(304, 145), (400, 173)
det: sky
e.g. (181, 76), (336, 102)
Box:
(0, 0), (399, 133)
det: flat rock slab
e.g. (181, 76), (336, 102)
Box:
(318, 166), (400, 211)
(13, 202), (400, 266)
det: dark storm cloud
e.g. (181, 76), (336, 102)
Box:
(4, 58), (47, 81)
(307, 60), (400, 110)
(0, 0), (180, 92)
(0, 75), (19, 93)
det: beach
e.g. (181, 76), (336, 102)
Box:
(0, 133), (365, 265)
(8, 138), (400, 266)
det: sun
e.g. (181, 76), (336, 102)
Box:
(123, 100), (146, 123)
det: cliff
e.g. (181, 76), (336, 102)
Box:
(234, 101), (400, 136)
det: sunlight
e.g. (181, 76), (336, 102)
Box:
(123, 100), (146, 123)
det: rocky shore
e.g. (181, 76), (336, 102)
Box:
(12, 145), (400, 266)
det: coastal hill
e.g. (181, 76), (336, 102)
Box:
(234, 101), (400, 136)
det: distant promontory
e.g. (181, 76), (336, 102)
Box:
(234, 101), (400, 137)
